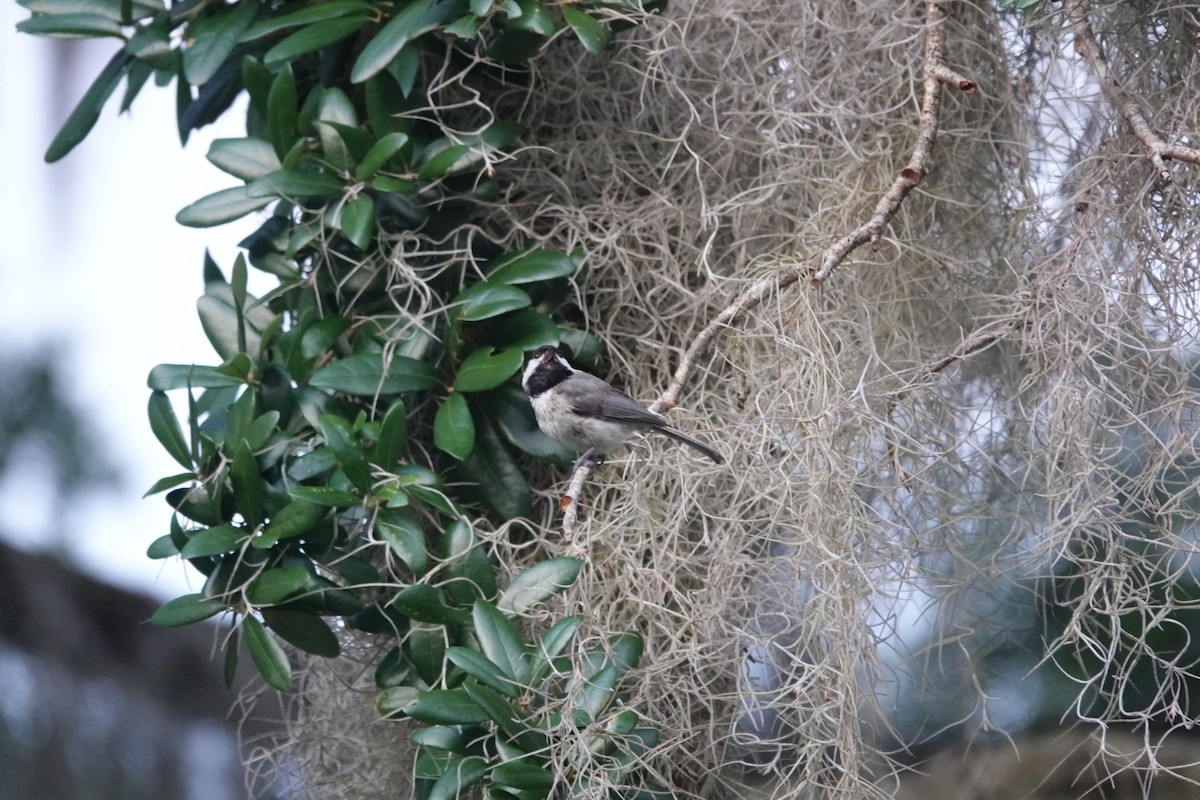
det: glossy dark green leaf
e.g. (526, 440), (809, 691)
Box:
(150, 593), (227, 627)
(373, 399), (409, 469)
(442, 13), (479, 38)
(434, 392), (475, 460)
(244, 410), (280, 451)
(309, 353), (440, 395)
(453, 347), (523, 392)
(143, 472), (196, 498)
(472, 600), (527, 682)
(148, 364), (246, 390)
(485, 309), (559, 352)
(528, 614), (582, 684)
(243, 614), (294, 691)
(17, 13), (124, 37)
(316, 414), (372, 493)
(487, 247), (580, 284)
(452, 282), (530, 322)
(561, 5), (607, 55)
(337, 194), (375, 250)
(248, 169), (344, 199)
(461, 679), (518, 728)
(176, 185), (274, 227)
(446, 647), (521, 698)
(180, 523), (243, 558)
(442, 519), (498, 605)
(146, 532), (180, 559)
(247, 566), (310, 605)
(462, 414), (532, 518)
(505, 0), (556, 35)
(120, 58), (154, 111)
(406, 624), (446, 685)
(417, 143), (471, 180)
(410, 724), (473, 753)
(230, 438), (264, 528)
(267, 63), (298, 160)
(262, 608), (341, 657)
(497, 557), (582, 615)
(241, 0), (372, 39)
(206, 137), (281, 180)
(263, 15), (370, 68)
(404, 689), (489, 725)
(288, 485), (362, 508)
(492, 761), (554, 792)
(391, 584), (472, 626)
(350, 0), (457, 83)
(197, 291), (268, 363)
(485, 29), (543, 63)
(428, 755), (487, 800)
(355, 132), (410, 180)
(45, 50), (131, 162)
(376, 510), (429, 574)
(148, 390), (192, 469)
(469, 0), (493, 14)
(376, 686), (420, 717)
(19, 0), (128, 20)
(183, 0), (259, 86)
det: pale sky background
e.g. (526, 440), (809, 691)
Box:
(1, 7), (266, 599)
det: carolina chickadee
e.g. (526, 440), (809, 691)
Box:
(522, 345), (723, 469)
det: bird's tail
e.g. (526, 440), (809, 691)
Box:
(660, 426), (724, 464)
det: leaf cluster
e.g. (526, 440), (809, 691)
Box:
(18, 0), (668, 795)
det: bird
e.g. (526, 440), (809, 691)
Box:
(521, 345), (723, 471)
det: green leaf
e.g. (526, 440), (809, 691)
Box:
(288, 485), (361, 508)
(248, 169), (345, 199)
(497, 557), (582, 615)
(17, 13), (124, 37)
(404, 689), (490, 725)
(390, 584), (472, 626)
(505, 0), (556, 35)
(180, 523), (243, 558)
(434, 392), (475, 460)
(443, 13), (479, 38)
(462, 415), (532, 518)
(528, 614), (582, 684)
(460, 679), (518, 728)
(446, 647), (522, 699)
(472, 600), (527, 683)
(417, 143), (471, 180)
(241, 0), (373, 39)
(263, 15), (370, 68)
(355, 132), (410, 180)
(247, 566), (310, 605)
(243, 614), (294, 691)
(373, 399), (409, 469)
(206, 137), (281, 180)
(151, 593), (227, 627)
(409, 724), (474, 753)
(176, 185), (273, 227)
(146, 532), (180, 559)
(267, 63), (298, 161)
(453, 347), (524, 392)
(487, 247), (580, 284)
(406, 624), (446, 685)
(147, 364), (245, 390)
(376, 686), (420, 717)
(183, 0), (259, 86)
(428, 755), (487, 800)
(316, 414), (372, 493)
(230, 439), (264, 528)
(452, 282), (531, 322)
(485, 309), (559, 352)
(254, 497), (325, 547)
(143, 472), (196, 498)
(561, 5), (607, 55)
(376, 510), (429, 574)
(492, 761), (554, 792)
(262, 608), (341, 657)
(350, 0), (458, 83)
(309, 353), (440, 395)
(45, 50), (131, 162)
(148, 390), (192, 469)
(441, 519), (498, 605)
(337, 194), (375, 250)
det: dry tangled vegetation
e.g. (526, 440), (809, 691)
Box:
(254, 1), (1200, 797)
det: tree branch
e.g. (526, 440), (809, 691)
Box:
(1065, 0), (1200, 182)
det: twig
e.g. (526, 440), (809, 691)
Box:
(1065, 0), (1200, 182)
(560, 460), (595, 538)
(651, 0), (970, 416)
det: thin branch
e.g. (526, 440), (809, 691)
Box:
(1065, 0), (1200, 182)
(560, 460), (595, 537)
(651, 0), (969, 416)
